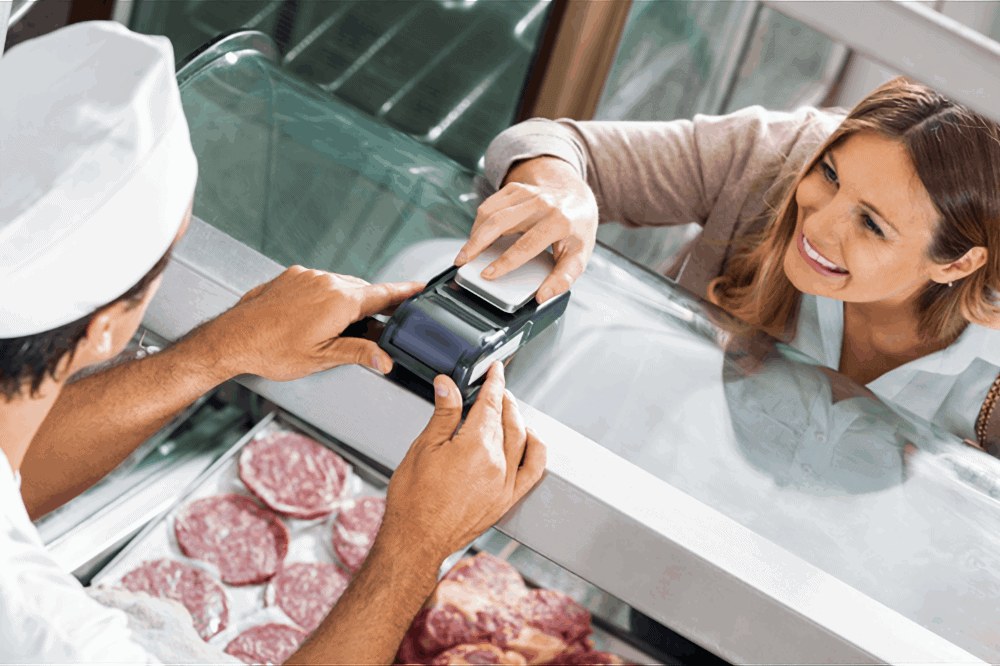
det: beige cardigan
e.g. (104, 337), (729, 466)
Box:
(480, 106), (846, 300)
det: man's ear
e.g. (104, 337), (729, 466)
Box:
(81, 309), (117, 359)
(932, 246), (988, 284)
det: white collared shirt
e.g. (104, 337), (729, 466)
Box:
(0, 452), (160, 664)
(790, 293), (1000, 441)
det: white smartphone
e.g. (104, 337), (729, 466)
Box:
(455, 234), (553, 313)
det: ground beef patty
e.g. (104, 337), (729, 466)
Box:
(332, 496), (385, 573)
(239, 432), (350, 519)
(224, 623), (307, 665)
(266, 562), (350, 632)
(174, 494), (289, 586)
(121, 559), (229, 641)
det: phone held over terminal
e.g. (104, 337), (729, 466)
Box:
(454, 235), (552, 313)
(378, 235), (570, 404)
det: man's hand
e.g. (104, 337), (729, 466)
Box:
(203, 266), (424, 382)
(381, 361), (547, 562)
(454, 156), (598, 304)
(285, 361), (545, 665)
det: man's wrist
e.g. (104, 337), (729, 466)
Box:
(370, 522), (449, 574)
(169, 319), (242, 387)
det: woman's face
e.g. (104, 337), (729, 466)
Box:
(782, 131), (943, 309)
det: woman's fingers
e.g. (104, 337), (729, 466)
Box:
(537, 240), (591, 303)
(480, 223), (564, 281)
(457, 191), (546, 266)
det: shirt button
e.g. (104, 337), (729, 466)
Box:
(816, 433), (827, 442)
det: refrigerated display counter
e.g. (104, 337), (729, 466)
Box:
(40, 30), (1000, 665)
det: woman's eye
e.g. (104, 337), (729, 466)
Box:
(820, 161), (838, 184)
(863, 214), (884, 238)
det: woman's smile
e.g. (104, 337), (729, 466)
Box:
(797, 232), (849, 277)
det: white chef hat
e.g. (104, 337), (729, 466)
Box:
(0, 21), (198, 338)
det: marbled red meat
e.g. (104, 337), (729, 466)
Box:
(515, 589), (592, 645)
(396, 554), (533, 663)
(224, 623), (307, 665)
(332, 496), (385, 573)
(266, 562), (350, 632)
(440, 552), (528, 606)
(174, 494), (289, 586)
(430, 643), (528, 665)
(121, 559), (229, 640)
(239, 432), (350, 519)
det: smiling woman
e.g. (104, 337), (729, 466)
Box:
(712, 78), (1000, 350)
(472, 75), (1000, 445)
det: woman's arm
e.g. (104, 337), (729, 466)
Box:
(459, 107), (841, 299)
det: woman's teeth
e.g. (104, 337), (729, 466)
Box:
(803, 236), (847, 273)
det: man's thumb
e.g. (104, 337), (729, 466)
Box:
(417, 376), (464, 444)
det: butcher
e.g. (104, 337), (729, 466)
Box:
(0, 21), (546, 664)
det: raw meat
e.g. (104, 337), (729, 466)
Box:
(515, 589), (592, 646)
(430, 643), (528, 665)
(239, 432), (350, 519)
(558, 650), (629, 665)
(440, 553), (528, 606)
(332, 496), (385, 573)
(224, 623), (307, 665)
(396, 554), (607, 665)
(174, 494), (289, 586)
(395, 554), (531, 663)
(266, 562), (350, 632)
(120, 559), (229, 640)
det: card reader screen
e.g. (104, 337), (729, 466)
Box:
(391, 308), (471, 374)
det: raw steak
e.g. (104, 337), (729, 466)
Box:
(174, 494), (289, 585)
(239, 432), (350, 519)
(430, 643), (528, 665)
(121, 559), (229, 641)
(266, 562), (350, 632)
(332, 496), (385, 573)
(395, 554), (530, 663)
(440, 553), (528, 606)
(515, 589), (592, 646)
(224, 623), (307, 665)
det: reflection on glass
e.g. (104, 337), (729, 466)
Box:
(178, 47), (477, 278)
(131, 0), (549, 170)
(500, 247), (1000, 662)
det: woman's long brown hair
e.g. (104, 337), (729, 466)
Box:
(707, 76), (1000, 343)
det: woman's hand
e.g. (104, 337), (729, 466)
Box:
(204, 266), (424, 382)
(455, 156), (599, 304)
(381, 361), (547, 563)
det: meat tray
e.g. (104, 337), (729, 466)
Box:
(91, 410), (383, 655)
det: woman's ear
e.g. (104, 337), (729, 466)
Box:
(933, 246), (988, 284)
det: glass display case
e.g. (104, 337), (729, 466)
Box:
(40, 18), (1000, 665)
(129, 0), (552, 170)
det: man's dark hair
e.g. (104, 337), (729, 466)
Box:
(0, 248), (174, 400)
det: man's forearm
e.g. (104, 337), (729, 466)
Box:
(286, 535), (443, 665)
(20, 325), (235, 519)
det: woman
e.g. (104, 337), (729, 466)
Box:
(457, 77), (1000, 445)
